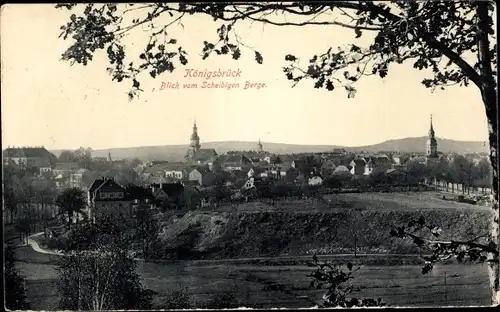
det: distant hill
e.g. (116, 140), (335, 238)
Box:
(343, 137), (488, 154)
(50, 137), (488, 162)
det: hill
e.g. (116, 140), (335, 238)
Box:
(50, 137), (488, 161)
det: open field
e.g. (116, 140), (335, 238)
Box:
(15, 245), (491, 309)
(327, 192), (492, 211)
(206, 191), (491, 214)
(11, 191), (493, 308)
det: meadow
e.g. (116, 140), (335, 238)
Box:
(14, 191), (493, 309)
(17, 251), (490, 309)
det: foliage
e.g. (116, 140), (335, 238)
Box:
(55, 187), (87, 229)
(134, 204), (160, 259)
(308, 255), (385, 308)
(55, 2), (495, 100)
(56, 244), (152, 310)
(390, 215), (497, 275)
(4, 245), (29, 310)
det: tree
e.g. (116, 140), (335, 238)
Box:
(134, 204), (160, 260)
(58, 150), (76, 162)
(74, 147), (93, 169)
(4, 245), (29, 310)
(56, 245), (152, 310)
(31, 177), (59, 232)
(56, 187), (87, 229)
(57, 2), (498, 304)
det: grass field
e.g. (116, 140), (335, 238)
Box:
(15, 245), (491, 309)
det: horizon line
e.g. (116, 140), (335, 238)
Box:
(38, 135), (488, 152)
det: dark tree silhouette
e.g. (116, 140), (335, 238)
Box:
(55, 187), (87, 229)
(56, 1), (498, 304)
(4, 245), (29, 310)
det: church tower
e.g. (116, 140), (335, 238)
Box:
(257, 138), (263, 152)
(186, 120), (201, 159)
(426, 115), (438, 158)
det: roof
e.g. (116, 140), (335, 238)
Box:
(142, 163), (171, 173)
(334, 165), (350, 173)
(4, 147), (55, 159)
(164, 162), (187, 171)
(218, 154), (253, 165)
(88, 178), (106, 193)
(321, 161), (337, 169)
(190, 166), (211, 175)
(351, 159), (366, 166)
(150, 182), (184, 196)
(88, 177), (125, 195)
(125, 185), (154, 201)
(193, 149), (218, 161)
(253, 167), (267, 174)
(385, 168), (400, 175)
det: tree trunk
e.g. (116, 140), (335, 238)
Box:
(476, 2), (499, 305)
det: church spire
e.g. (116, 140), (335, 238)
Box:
(429, 114), (435, 138)
(257, 138), (263, 152)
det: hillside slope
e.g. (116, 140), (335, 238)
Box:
(151, 207), (491, 261)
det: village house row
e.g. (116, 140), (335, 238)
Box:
(3, 117), (489, 221)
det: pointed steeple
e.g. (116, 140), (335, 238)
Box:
(428, 114), (435, 138)
(257, 138), (263, 152)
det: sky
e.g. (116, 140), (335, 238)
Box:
(1, 4), (490, 151)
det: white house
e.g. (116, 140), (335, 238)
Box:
(164, 162), (186, 180)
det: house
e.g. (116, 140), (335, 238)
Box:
(188, 167), (216, 187)
(365, 156), (393, 175)
(192, 149), (218, 164)
(267, 161), (292, 179)
(163, 162), (187, 180)
(52, 163), (88, 189)
(53, 162), (80, 174)
(141, 162), (171, 180)
(349, 158), (367, 175)
(88, 177), (132, 223)
(320, 160), (337, 177)
(69, 168), (88, 189)
(308, 175), (324, 186)
(3, 146), (57, 170)
(248, 166), (268, 178)
(126, 185), (156, 210)
(150, 182), (184, 209)
(217, 154), (254, 171)
(333, 165), (351, 175)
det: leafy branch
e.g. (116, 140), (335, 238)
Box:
(307, 255), (385, 308)
(390, 216), (498, 275)
(56, 2), (496, 100)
